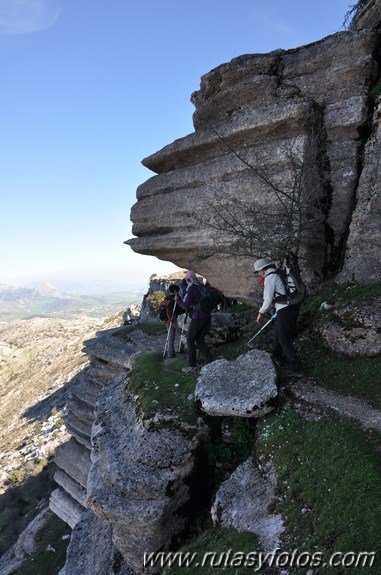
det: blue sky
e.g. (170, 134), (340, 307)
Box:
(0, 0), (352, 290)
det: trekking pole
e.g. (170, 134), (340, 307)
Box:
(163, 302), (177, 357)
(247, 313), (277, 347)
(178, 310), (188, 353)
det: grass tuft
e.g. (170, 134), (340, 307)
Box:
(128, 352), (199, 426)
(112, 322), (167, 340)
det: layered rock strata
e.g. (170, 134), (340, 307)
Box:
(87, 375), (207, 574)
(128, 25), (381, 296)
(51, 308), (253, 533)
(338, 97), (381, 284)
(51, 297), (284, 574)
(51, 322), (210, 573)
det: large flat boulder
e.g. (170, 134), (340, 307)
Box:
(195, 349), (278, 417)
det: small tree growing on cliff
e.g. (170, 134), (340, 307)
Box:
(195, 114), (329, 276)
(343, 0), (367, 28)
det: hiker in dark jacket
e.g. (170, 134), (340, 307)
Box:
(254, 258), (304, 378)
(175, 270), (213, 373)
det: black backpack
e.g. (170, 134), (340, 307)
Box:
(268, 268), (306, 307)
(198, 283), (225, 313)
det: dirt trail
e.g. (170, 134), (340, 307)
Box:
(290, 379), (381, 432)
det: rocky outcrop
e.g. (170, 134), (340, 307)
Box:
(87, 375), (207, 574)
(50, 316), (211, 573)
(50, 325), (168, 529)
(59, 510), (130, 575)
(351, 0), (381, 30)
(50, 283), (240, 534)
(0, 508), (55, 575)
(128, 23), (381, 297)
(338, 97), (381, 284)
(48, 4), (381, 570)
(317, 296), (381, 357)
(211, 458), (284, 552)
(50, 288), (284, 575)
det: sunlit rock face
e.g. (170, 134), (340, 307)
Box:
(128, 29), (380, 298)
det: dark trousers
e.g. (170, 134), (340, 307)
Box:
(273, 306), (302, 371)
(187, 317), (213, 367)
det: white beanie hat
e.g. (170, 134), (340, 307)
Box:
(254, 258), (271, 272)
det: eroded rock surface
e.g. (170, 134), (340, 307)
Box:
(87, 374), (207, 574)
(338, 98), (381, 285)
(211, 458), (284, 553)
(0, 508), (56, 575)
(317, 297), (381, 357)
(195, 350), (278, 417)
(59, 509), (130, 575)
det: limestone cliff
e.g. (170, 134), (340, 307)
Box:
(49, 273), (381, 575)
(127, 9), (381, 299)
(50, 288), (282, 574)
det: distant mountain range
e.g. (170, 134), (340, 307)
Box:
(0, 283), (145, 322)
(23, 278), (147, 295)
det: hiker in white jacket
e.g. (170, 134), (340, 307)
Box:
(254, 259), (304, 378)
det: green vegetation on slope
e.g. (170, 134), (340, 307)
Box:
(257, 411), (381, 575)
(296, 339), (381, 409)
(165, 528), (276, 575)
(15, 513), (70, 575)
(299, 281), (381, 326)
(0, 462), (59, 555)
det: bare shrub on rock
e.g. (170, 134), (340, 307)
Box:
(196, 111), (330, 278)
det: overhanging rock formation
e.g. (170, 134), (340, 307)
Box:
(128, 24), (381, 298)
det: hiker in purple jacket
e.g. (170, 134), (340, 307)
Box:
(174, 270), (213, 373)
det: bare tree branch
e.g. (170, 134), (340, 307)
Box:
(194, 113), (329, 274)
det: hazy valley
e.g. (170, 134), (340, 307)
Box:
(0, 281), (143, 489)
(0, 282), (145, 322)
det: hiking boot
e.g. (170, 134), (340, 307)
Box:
(182, 366), (198, 374)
